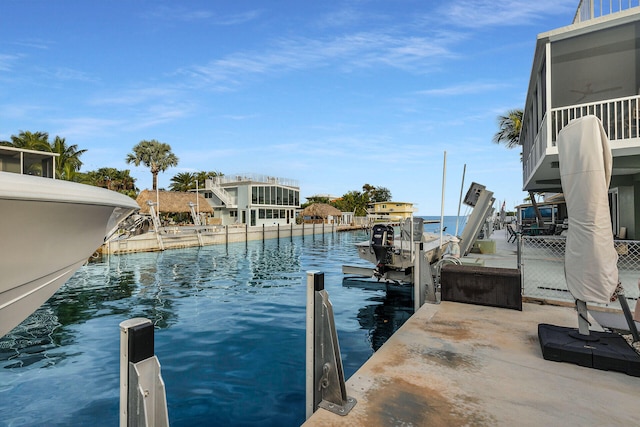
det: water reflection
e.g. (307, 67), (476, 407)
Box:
(0, 231), (414, 426)
(343, 278), (414, 351)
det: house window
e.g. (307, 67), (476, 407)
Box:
(267, 187), (273, 205)
(259, 209), (265, 219)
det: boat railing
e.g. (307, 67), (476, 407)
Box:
(573, 0), (640, 23)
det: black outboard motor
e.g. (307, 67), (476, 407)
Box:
(371, 224), (394, 277)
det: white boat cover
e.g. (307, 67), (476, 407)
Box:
(557, 115), (618, 304)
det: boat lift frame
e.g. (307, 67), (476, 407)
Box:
(306, 271), (357, 419)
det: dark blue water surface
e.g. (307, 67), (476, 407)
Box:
(0, 230), (416, 427)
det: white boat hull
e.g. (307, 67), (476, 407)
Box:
(0, 172), (139, 337)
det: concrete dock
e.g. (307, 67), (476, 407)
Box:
(304, 228), (640, 426)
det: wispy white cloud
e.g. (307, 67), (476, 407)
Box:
(438, 0), (576, 29)
(316, 7), (366, 29)
(49, 102), (192, 137)
(10, 38), (53, 50)
(52, 117), (124, 139)
(90, 87), (182, 106)
(126, 105), (193, 131)
(214, 10), (262, 26)
(0, 53), (21, 72)
(145, 5), (261, 25)
(178, 31), (456, 90)
(418, 81), (511, 96)
(221, 114), (259, 121)
(38, 67), (97, 83)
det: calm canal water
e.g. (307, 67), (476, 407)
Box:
(0, 230), (415, 426)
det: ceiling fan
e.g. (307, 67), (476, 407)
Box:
(570, 83), (623, 102)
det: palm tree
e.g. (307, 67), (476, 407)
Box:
(125, 139), (179, 190)
(8, 130), (51, 151)
(51, 136), (87, 180)
(169, 172), (196, 192)
(196, 170), (223, 188)
(79, 167), (138, 196)
(493, 109), (523, 148)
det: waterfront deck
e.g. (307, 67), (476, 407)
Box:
(305, 228), (640, 426)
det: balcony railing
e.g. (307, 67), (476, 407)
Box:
(573, 0), (640, 23)
(523, 114), (549, 187)
(551, 94), (640, 143)
(523, 94), (640, 186)
(212, 173), (299, 188)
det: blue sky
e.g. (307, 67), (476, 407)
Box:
(1, 0), (578, 215)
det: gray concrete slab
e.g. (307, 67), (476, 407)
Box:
(464, 227), (520, 269)
(304, 300), (640, 426)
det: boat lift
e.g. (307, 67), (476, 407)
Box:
(342, 183), (495, 311)
(306, 271), (357, 418)
(119, 318), (169, 427)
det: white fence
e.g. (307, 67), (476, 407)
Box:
(521, 235), (639, 311)
(550, 95), (640, 144)
(574, 0), (640, 23)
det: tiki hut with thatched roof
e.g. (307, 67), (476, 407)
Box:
(136, 190), (213, 215)
(301, 203), (342, 224)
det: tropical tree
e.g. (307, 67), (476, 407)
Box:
(363, 184), (392, 203)
(7, 130), (51, 151)
(80, 167), (138, 197)
(125, 139), (178, 190)
(2, 131), (52, 175)
(2, 131), (89, 180)
(493, 109), (523, 148)
(169, 172), (196, 192)
(332, 190), (369, 216)
(301, 195), (331, 209)
(168, 170), (223, 192)
(51, 136), (87, 180)
(195, 170), (223, 188)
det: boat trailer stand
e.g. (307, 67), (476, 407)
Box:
(306, 271), (357, 420)
(119, 318), (169, 427)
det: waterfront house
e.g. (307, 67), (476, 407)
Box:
(200, 174), (300, 226)
(0, 146), (56, 177)
(521, 1), (640, 239)
(367, 201), (416, 223)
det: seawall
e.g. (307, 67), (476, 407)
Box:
(102, 223), (366, 255)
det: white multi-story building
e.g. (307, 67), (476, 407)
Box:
(200, 174), (300, 226)
(521, 1), (640, 239)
